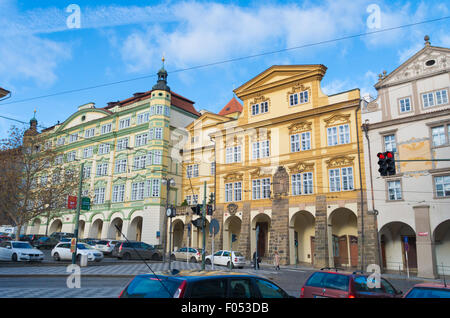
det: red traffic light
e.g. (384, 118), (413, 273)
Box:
(386, 151), (394, 159)
(377, 152), (385, 159)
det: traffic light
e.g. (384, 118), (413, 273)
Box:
(191, 218), (204, 229)
(377, 152), (387, 176)
(385, 151), (396, 176)
(206, 204), (213, 216)
(191, 204), (203, 215)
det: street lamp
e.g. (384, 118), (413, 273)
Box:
(161, 177), (175, 269)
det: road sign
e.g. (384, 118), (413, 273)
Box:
(67, 196), (77, 209)
(231, 234), (237, 242)
(209, 219), (220, 236)
(81, 197), (90, 211)
(404, 236), (409, 252)
(70, 238), (76, 253)
(187, 224), (191, 235)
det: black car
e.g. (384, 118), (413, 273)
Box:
(32, 236), (60, 249)
(119, 270), (294, 298)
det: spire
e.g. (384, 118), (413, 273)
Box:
(424, 35), (430, 46)
(30, 109), (37, 126)
(25, 109), (38, 136)
(152, 55), (170, 92)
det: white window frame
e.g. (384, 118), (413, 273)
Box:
(133, 155), (146, 170)
(83, 146), (93, 158)
(435, 175), (450, 198)
(432, 125), (446, 147)
(101, 123), (112, 135)
(388, 180), (402, 201)
(112, 184), (125, 203)
(153, 150), (162, 165)
(116, 138), (129, 151)
(119, 118), (131, 130)
(67, 151), (76, 162)
(94, 188), (105, 204)
(135, 133), (148, 147)
(327, 124), (350, 146)
(137, 112), (150, 124)
(115, 159), (127, 173)
(96, 163), (108, 176)
(69, 133), (78, 143)
(84, 128), (95, 138)
(155, 127), (163, 140)
(98, 143), (110, 155)
(131, 182), (145, 201)
(399, 97), (412, 113)
(384, 134), (397, 152)
(151, 179), (160, 197)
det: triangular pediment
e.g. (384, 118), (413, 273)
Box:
(234, 65), (327, 99)
(56, 108), (112, 133)
(186, 112), (231, 131)
(376, 45), (450, 88)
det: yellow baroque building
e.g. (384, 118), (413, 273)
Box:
(177, 65), (378, 268)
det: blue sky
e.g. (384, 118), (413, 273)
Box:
(0, 0), (449, 136)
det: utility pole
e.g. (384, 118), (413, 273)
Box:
(201, 181), (206, 270)
(72, 161), (84, 265)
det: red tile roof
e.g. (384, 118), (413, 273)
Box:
(218, 97), (243, 116)
(105, 89), (200, 116)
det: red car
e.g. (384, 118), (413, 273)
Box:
(0, 236), (12, 242)
(404, 283), (450, 298)
(300, 269), (403, 298)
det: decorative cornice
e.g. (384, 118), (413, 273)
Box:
(326, 155), (355, 168)
(288, 121), (312, 134)
(288, 162), (315, 174)
(224, 172), (243, 182)
(249, 167), (273, 179)
(324, 113), (351, 127)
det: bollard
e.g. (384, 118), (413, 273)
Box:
(80, 254), (88, 267)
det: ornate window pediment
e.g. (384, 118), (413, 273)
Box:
(324, 113), (351, 127)
(249, 128), (271, 142)
(288, 162), (315, 174)
(224, 172), (243, 182)
(288, 121), (312, 134)
(326, 155), (354, 168)
(249, 167), (273, 178)
(286, 82), (310, 102)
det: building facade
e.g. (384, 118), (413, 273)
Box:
(176, 65), (378, 268)
(362, 36), (450, 278)
(27, 66), (200, 248)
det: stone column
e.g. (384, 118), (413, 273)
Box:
(357, 191), (380, 270)
(269, 198), (290, 265)
(238, 202), (251, 259)
(414, 205), (437, 278)
(215, 204), (225, 250)
(314, 195), (329, 268)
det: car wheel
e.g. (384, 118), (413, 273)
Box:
(53, 253), (60, 261)
(205, 259), (211, 265)
(227, 261), (234, 269)
(190, 257), (197, 263)
(12, 253), (18, 262)
(151, 253), (160, 261)
(76, 254), (81, 262)
(122, 253), (131, 260)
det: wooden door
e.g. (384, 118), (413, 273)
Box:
(380, 237), (387, 269)
(256, 222), (267, 258)
(349, 235), (358, 267)
(338, 235), (349, 266)
(310, 236), (315, 265)
(332, 235), (340, 266)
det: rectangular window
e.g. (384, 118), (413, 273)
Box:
(152, 179), (160, 197)
(422, 92), (435, 108)
(435, 90), (448, 105)
(388, 180), (402, 200)
(156, 105), (164, 115)
(432, 126), (446, 147)
(234, 146), (241, 163)
(69, 133), (78, 143)
(338, 124), (350, 144)
(131, 182), (145, 201)
(226, 147), (233, 163)
(251, 104), (259, 116)
(134, 156), (146, 170)
(119, 118), (131, 129)
(252, 141), (270, 159)
(101, 124), (112, 135)
(112, 184), (125, 203)
(164, 106), (170, 116)
(211, 162), (216, 175)
(83, 146), (93, 158)
(153, 150), (162, 165)
(384, 135), (397, 152)
(94, 188), (105, 204)
(291, 134), (300, 152)
(301, 132), (311, 151)
(289, 94), (298, 106)
(55, 155), (64, 165)
(341, 167), (354, 191)
(435, 176), (450, 197)
(225, 183), (233, 202)
(253, 178), (270, 199)
(225, 146), (241, 163)
(329, 168), (341, 192)
(155, 128), (163, 140)
(292, 174), (302, 195)
(234, 182), (242, 201)
(115, 159), (127, 173)
(137, 112), (150, 124)
(98, 143), (110, 155)
(327, 127), (338, 146)
(67, 151), (76, 162)
(83, 166), (91, 179)
(328, 124), (349, 146)
(116, 138), (129, 151)
(292, 172), (313, 195)
(84, 128), (95, 138)
(150, 106), (155, 115)
(261, 101), (269, 113)
(57, 137), (66, 146)
(303, 172), (313, 194)
(96, 163), (108, 176)
(399, 98), (411, 113)
(135, 133), (148, 147)
(299, 90), (309, 103)
(252, 179), (261, 200)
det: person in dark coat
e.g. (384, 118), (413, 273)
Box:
(253, 250), (260, 269)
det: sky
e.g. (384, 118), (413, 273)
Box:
(0, 0), (449, 137)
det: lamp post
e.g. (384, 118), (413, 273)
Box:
(72, 161), (84, 265)
(161, 177), (175, 268)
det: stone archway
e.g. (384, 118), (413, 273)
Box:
(78, 220), (85, 238)
(379, 222), (417, 272)
(89, 219), (103, 239)
(31, 219), (41, 235)
(49, 219), (62, 235)
(224, 215), (242, 252)
(251, 213), (271, 259)
(172, 219), (184, 252)
(433, 219), (450, 275)
(108, 218), (123, 240)
(129, 216), (143, 242)
(290, 211), (315, 265)
(329, 208), (358, 268)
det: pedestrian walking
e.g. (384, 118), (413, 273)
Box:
(274, 251), (280, 271)
(252, 250), (260, 270)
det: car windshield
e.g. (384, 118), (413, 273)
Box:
(406, 287), (450, 298)
(96, 241), (108, 245)
(124, 276), (180, 298)
(12, 242), (32, 249)
(233, 252), (243, 257)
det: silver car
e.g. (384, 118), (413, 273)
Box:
(94, 240), (118, 255)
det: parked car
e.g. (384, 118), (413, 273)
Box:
(49, 232), (75, 241)
(32, 236), (61, 249)
(112, 241), (163, 261)
(205, 250), (246, 269)
(171, 247), (203, 263)
(79, 238), (100, 246)
(22, 234), (45, 244)
(51, 242), (103, 262)
(0, 241), (44, 262)
(0, 235), (12, 243)
(300, 269), (403, 298)
(119, 270), (294, 298)
(94, 240), (119, 255)
(403, 283), (450, 298)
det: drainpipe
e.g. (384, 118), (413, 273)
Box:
(355, 103), (365, 272)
